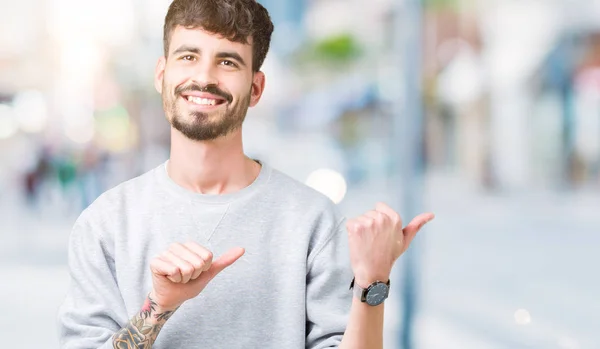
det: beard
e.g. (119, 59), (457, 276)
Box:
(163, 82), (251, 141)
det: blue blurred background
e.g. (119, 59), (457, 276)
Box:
(1, 0), (599, 348)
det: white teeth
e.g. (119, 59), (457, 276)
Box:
(187, 96), (217, 106)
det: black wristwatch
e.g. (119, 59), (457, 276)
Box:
(349, 277), (390, 306)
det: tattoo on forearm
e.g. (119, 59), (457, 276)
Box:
(112, 295), (178, 349)
(155, 310), (176, 322)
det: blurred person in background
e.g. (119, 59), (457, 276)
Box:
(57, 0), (434, 348)
(22, 147), (52, 209)
(77, 144), (109, 209)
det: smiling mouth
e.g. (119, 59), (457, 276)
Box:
(183, 95), (227, 107)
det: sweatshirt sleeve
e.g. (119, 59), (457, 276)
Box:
(305, 220), (354, 349)
(57, 211), (128, 349)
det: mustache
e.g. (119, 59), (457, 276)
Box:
(176, 83), (233, 104)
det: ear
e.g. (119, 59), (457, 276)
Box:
(154, 56), (167, 94)
(249, 71), (266, 107)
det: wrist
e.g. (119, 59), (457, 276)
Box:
(148, 290), (182, 312)
(353, 275), (390, 289)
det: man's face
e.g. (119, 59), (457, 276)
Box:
(155, 26), (265, 141)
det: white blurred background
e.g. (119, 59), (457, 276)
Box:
(1, 0), (599, 348)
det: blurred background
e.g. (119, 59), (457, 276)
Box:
(1, 0), (599, 348)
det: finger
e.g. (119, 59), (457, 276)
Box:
(150, 256), (179, 280)
(363, 210), (389, 226)
(354, 216), (375, 232)
(205, 247), (245, 280)
(170, 243), (207, 280)
(346, 219), (361, 234)
(162, 250), (194, 283)
(375, 202), (402, 226)
(151, 255), (181, 283)
(402, 212), (435, 246)
(183, 242), (214, 273)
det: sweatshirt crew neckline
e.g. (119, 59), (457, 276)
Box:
(155, 159), (272, 204)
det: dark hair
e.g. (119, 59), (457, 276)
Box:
(163, 0), (274, 72)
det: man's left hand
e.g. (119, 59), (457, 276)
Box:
(346, 202), (435, 287)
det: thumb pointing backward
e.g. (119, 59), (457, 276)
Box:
(205, 247), (245, 280)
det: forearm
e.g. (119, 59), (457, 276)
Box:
(112, 293), (179, 349)
(339, 297), (385, 349)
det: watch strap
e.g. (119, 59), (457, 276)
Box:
(352, 281), (365, 300)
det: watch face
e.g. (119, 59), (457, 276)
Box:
(366, 283), (389, 306)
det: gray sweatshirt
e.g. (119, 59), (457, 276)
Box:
(57, 161), (353, 348)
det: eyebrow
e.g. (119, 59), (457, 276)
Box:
(172, 45), (201, 56)
(172, 45), (247, 67)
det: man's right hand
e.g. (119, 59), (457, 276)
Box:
(149, 242), (245, 310)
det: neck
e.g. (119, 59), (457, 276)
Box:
(167, 128), (260, 194)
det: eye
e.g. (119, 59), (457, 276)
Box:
(220, 60), (238, 68)
(181, 55), (195, 61)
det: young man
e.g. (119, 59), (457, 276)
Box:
(57, 0), (434, 348)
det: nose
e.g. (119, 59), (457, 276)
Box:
(191, 61), (218, 87)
